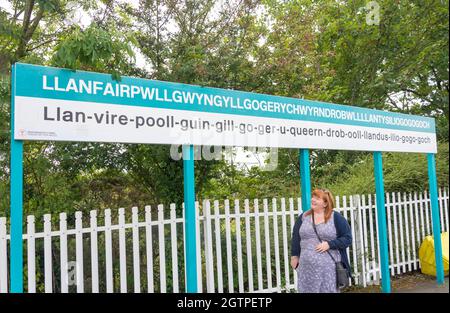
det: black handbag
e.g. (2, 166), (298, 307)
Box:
(311, 212), (350, 289)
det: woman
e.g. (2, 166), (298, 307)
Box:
(290, 188), (352, 293)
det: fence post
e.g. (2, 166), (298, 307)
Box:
(195, 201), (202, 292)
(352, 195), (365, 286)
(75, 211), (84, 293)
(0, 217), (8, 293)
(213, 200), (224, 293)
(27, 215), (36, 293)
(158, 205), (166, 293)
(131, 207), (140, 293)
(235, 199), (244, 292)
(90, 210), (99, 293)
(44, 214), (53, 293)
(204, 200), (214, 292)
(244, 199), (254, 292)
(104, 209), (113, 293)
(170, 204), (179, 293)
(59, 213), (68, 293)
(145, 206), (154, 293)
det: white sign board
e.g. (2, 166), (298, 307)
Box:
(13, 63), (437, 153)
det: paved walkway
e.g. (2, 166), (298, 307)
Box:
(393, 277), (449, 293)
(345, 272), (449, 293)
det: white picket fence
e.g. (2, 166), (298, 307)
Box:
(0, 188), (448, 293)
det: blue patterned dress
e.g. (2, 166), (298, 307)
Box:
(296, 211), (341, 293)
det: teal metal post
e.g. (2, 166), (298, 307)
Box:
(373, 151), (391, 293)
(183, 144), (197, 292)
(10, 64), (24, 293)
(427, 153), (444, 284)
(299, 149), (311, 212)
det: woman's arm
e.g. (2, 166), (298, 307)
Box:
(290, 215), (302, 269)
(290, 215), (302, 257)
(327, 213), (352, 250)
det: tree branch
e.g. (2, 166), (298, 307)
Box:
(25, 6), (44, 40)
(26, 37), (59, 52)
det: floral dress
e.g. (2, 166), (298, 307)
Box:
(297, 212), (341, 293)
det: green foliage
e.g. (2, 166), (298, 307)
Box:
(52, 23), (136, 79)
(326, 142), (449, 196)
(0, 0), (448, 222)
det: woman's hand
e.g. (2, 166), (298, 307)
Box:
(290, 256), (299, 269)
(315, 241), (330, 253)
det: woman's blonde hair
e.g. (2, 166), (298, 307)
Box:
(304, 188), (335, 222)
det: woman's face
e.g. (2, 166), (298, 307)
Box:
(311, 195), (327, 212)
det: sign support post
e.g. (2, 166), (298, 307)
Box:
(183, 144), (197, 292)
(373, 151), (391, 293)
(299, 149), (311, 212)
(10, 64), (24, 293)
(427, 153), (444, 285)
